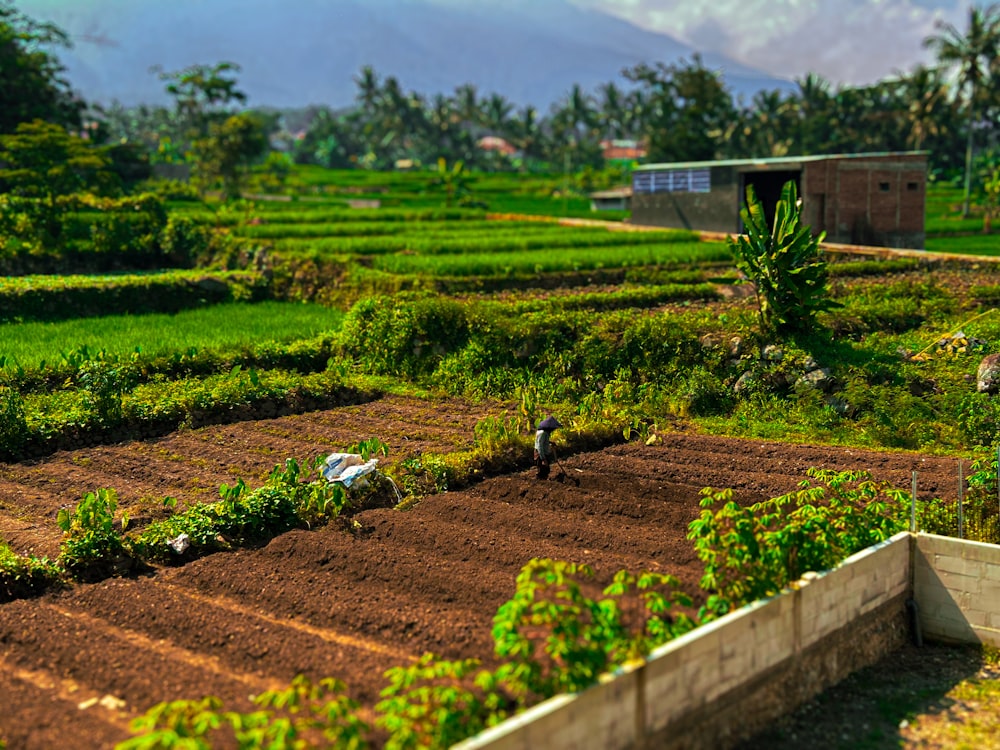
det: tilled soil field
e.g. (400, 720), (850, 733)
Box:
(0, 394), (967, 749)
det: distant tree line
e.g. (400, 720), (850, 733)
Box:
(1, 0), (999, 205)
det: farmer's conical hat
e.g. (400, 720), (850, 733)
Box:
(537, 415), (561, 431)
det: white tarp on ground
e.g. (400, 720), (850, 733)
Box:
(322, 452), (379, 489)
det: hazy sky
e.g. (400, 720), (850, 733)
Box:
(568, 0), (967, 85)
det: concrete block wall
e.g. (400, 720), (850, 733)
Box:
(456, 532), (912, 750)
(915, 533), (1000, 646)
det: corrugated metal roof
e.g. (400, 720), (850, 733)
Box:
(634, 151), (929, 172)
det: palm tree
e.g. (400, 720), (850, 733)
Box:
(454, 83), (482, 128)
(902, 65), (950, 152)
(790, 72), (834, 155)
(354, 65), (380, 114)
(483, 93), (513, 136)
(923, 3), (1000, 216)
(597, 81), (627, 140)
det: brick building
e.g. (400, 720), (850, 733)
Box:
(630, 152), (928, 249)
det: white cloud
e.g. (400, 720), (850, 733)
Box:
(570, 0), (968, 84)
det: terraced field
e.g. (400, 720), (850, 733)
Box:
(0, 394), (964, 748)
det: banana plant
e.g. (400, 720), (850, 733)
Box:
(728, 180), (837, 337)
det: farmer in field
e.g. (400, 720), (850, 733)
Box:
(534, 415), (560, 480)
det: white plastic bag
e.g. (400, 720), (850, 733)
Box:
(321, 452), (365, 482)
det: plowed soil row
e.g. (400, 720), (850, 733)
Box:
(0, 394), (966, 749)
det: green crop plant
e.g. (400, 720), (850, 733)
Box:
(116, 697), (224, 749)
(238, 676), (368, 749)
(396, 454), (454, 498)
(0, 540), (58, 601)
(376, 653), (507, 750)
(473, 415), (528, 456)
(728, 180), (838, 337)
(77, 359), (139, 425)
(119, 677), (369, 750)
(0, 385), (27, 458)
(492, 559), (641, 703)
(600, 569), (697, 662)
(688, 468), (908, 618)
(349, 437), (389, 461)
(57, 488), (132, 579)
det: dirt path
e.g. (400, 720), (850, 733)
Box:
(0, 395), (967, 748)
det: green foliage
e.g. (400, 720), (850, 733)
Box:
(0, 539), (58, 601)
(268, 457), (351, 526)
(77, 358), (139, 424)
(728, 180), (837, 337)
(396, 454), (454, 497)
(119, 677), (370, 750)
(0, 4), (83, 134)
(56, 488), (131, 578)
(0, 384), (27, 457)
(130, 476), (303, 560)
(349, 437), (390, 461)
(234, 676), (369, 750)
(672, 366), (732, 417)
(376, 654), (506, 750)
(957, 392), (1000, 447)
(192, 112), (269, 199)
(0, 269), (268, 325)
(490, 558), (694, 704)
(0, 120), (117, 203)
(158, 215), (211, 266)
(688, 469), (908, 617)
(473, 415), (528, 456)
(117, 696), (223, 749)
(338, 294), (471, 377)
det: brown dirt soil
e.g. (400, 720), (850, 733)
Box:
(0, 394), (969, 749)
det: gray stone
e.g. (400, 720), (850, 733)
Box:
(798, 367), (834, 391)
(733, 371), (756, 394)
(977, 353), (1000, 394)
(762, 344), (783, 362)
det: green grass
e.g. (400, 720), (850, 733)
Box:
(924, 234), (1000, 256)
(0, 301), (344, 369)
(371, 240), (729, 276)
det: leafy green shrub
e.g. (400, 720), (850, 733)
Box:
(673, 367), (732, 417)
(0, 541), (58, 602)
(688, 469), (908, 618)
(119, 677), (368, 750)
(957, 392), (1000, 448)
(338, 294), (471, 377)
(158, 215), (211, 266)
(135, 177), (202, 202)
(376, 654), (507, 750)
(491, 559), (694, 704)
(130, 479), (302, 561)
(396, 454), (455, 498)
(77, 359), (139, 425)
(57, 488), (132, 580)
(0, 385), (27, 458)
(473, 415), (528, 456)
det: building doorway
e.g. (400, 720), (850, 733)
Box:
(738, 170), (801, 232)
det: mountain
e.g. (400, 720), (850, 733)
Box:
(19, 0), (795, 110)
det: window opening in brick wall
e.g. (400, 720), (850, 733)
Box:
(907, 182), (920, 191)
(879, 182), (891, 192)
(633, 168), (711, 194)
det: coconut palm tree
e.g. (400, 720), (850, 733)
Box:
(354, 65), (380, 115)
(923, 3), (1000, 216)
(903, 65), (951, 152)
(596, 81), (628, 140)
